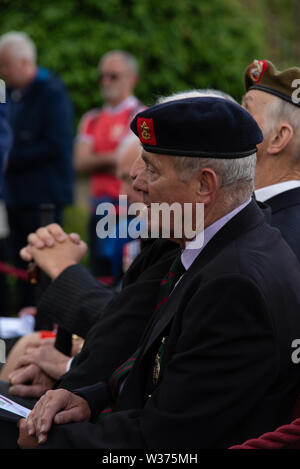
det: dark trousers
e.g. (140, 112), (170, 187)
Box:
(6, 205), (62, 311)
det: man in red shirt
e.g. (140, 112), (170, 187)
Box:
(74, 50), (144, 278)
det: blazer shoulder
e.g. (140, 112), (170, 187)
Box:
(267, 187), (300, 213)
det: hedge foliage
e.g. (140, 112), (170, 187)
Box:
(0, 0), (269, 125)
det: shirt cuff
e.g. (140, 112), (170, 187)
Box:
(66, 357), (74, 373)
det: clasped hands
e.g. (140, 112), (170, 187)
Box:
(10, 222), (87, 397)
(20, 222), (88, 280)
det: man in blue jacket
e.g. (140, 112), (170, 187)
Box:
(0, 99), (12, 190)
(0, 88), (12, 312)
(0, 32), (73, 309)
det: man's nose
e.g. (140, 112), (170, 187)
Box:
(132, 167), (148, 194)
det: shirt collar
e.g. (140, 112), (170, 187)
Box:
(181, 198), (251, 271)
(255, 181), (300, 202)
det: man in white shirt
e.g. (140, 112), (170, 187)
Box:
(242, 59), (300, 259)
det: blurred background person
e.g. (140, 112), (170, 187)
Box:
(0, 32), (74, 311)
(74, 50), (144, 281)
(0, 89), (11, 186)
(116, 134), (145, 276)
(0, 90), (12, 314)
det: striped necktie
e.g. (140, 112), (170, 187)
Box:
(99, 253), (185, 418)
(154, 251), (186, 312)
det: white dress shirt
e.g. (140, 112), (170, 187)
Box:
(255, 181), (300, 203)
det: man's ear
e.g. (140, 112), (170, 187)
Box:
(267, 122), (294, 155)
(196, 168), (218, 204)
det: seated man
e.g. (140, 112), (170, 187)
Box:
(14, 96), (300, 449)
(2, 89), (233, 396)
(242, 59), (300, 259)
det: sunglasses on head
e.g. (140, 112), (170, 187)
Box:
(99, 72), (121, 81)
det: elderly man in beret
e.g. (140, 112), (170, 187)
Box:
(14, 96), (300, 449)
(242, 59), (300, 260)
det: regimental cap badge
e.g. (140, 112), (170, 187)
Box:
(247, 59), (269, 84)
(137, 117), (157, 146)
(245, 59), (300, 107)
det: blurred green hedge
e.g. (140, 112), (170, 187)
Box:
(1, 0), (266, 125)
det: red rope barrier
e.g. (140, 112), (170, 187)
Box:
(229, 417), (300, 449)
(0, 261), (28, 281)
(0, 262), (115, 284)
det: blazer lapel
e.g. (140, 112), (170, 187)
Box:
(140, 200), (265, 356)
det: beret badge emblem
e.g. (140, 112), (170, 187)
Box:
(140, 121), (151, 140)
(137, 117), (157, 145)
(248, 59), (268, 84)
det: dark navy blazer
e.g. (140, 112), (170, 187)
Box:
(266, 187), (300, 262)
(0, 102), (12, 191)
(38, 201), (300, 449)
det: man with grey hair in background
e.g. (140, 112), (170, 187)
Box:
(0, 31), (73, 311)
(11, 95), (300, 449)
(242, 59), (300, 260)
(74, 50), (144, 279)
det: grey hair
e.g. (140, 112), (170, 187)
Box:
(0, 31), (36, 62)
(262, 95), (300, 155)
(158, 90), (255, 206)
(171, 154), (256, 207)
(158, 88), (237, 104)
(99, 50), (139, 75)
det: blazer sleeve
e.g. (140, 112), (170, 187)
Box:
(37, 264), (117, 338)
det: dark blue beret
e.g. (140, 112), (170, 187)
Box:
(130, 97), (263, 158)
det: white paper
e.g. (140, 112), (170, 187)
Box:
(0, 393), (31, 419)
(0, 315), (35, 339)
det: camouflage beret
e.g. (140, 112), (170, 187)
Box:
(130, 97), (263, 158)
(245, 59), (300, 107)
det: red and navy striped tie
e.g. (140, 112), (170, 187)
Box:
(99, 252), (185, 418)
